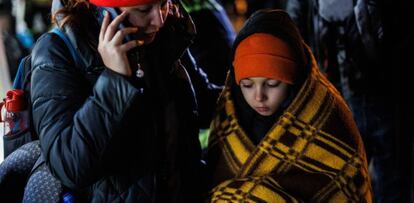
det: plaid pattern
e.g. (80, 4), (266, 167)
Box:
(207, 51), (372, 202)
(210, 176), (299, 203)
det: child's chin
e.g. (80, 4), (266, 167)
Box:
(256, 111), (273, 116)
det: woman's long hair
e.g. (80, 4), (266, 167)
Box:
(52, 0), (93, 27)
(51, 0), (98, 50)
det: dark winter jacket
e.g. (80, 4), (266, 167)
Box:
(29, 2), (214, 202)
(181, 0), (236, 86)
(286, 0), (385, 96)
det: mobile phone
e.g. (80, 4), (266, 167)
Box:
(96, 7), (140, 67)
(96, 7), (136, 43)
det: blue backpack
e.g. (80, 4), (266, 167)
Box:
(1, 27), (83, 158)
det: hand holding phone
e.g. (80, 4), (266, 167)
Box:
(97, 9), (143, 77)
(169, 1), (182, 18)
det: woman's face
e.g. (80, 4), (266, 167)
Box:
(119, 0), (170, 44)
(239, 77), (289, 116)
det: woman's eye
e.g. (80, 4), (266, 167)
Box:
(136, 6), (152, 13)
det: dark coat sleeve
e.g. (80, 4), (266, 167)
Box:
(30, 33), (141, 189)
(187, 6), (235, 86)
(180, 49), (222, 129)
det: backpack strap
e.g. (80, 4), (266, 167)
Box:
(50, 27), (85, 70)
(12, 56), (28, 89)
(13, 28), (85, 90)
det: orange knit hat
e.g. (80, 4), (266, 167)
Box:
(90, 0), (159, 7)
(233, 33), (297, 85)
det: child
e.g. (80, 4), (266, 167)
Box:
(205, 9), (372, 202)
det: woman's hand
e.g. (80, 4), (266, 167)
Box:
(98, 11), (143, 77)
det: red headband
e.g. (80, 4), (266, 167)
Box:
(90, 0), (159, 7)
(233, 33), (297, 85)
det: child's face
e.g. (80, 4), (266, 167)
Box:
(120, 0), (170, 44)
(239, 77), (289, 116)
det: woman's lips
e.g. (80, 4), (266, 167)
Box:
(137, 32), (156, 44)
(145, 32), (156, 39)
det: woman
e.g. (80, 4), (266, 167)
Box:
(27, 0), (212, 201)
(205, 10), (373, 202)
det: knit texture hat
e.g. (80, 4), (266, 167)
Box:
(89, 0), (159, 7)
(233, 33), (297, 85)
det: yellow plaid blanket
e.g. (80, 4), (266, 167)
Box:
(206, 51), (372, 202)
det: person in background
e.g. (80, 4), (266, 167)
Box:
(180, 0), (235, 132)
(181, 0), (235, 87)
(0, 0), (12, 96)
(205, 9), (372, 202)
(16, 0), (217, 202)
(287, 0), (413, 202)
(25, 0), (53, 39)
(0, 0), (27, 80)
(245, 0), (286, 17)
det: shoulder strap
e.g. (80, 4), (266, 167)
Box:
(13, 56), (29, 89)
(12, 28), (85, 89)
(50, 27), (85, 69)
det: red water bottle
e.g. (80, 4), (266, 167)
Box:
(1, 90), (26, 136)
